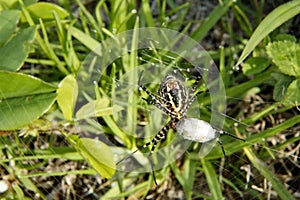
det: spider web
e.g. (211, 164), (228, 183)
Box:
(1, 25), (299, 200)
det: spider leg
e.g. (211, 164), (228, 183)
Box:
(116, 121), (174, 186)
(175, 67), (202, 96)
(215, 130), (245, 157)
(138, 71), (162, 102)
(217, 139), (226, 157)
(138, 70), (177, 117)
(191, 72), (203, 94)
(217, 130), (245, 142)
(138, 70), (165, 105)
(148, 151), (157, 185)
(115, 149), (139, 165)
(141, 97), (168, 112)
(180, 71), (202, 115)
(146, 121), (173, 186)
(142, 97), (155, 105)
(189, 72), (202, 101)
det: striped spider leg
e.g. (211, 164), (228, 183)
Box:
(117, 68), (245, 186)
(117, 69), (202, 185)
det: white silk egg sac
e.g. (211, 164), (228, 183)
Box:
(176, 118), (217, 143)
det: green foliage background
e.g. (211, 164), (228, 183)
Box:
(0, 0), (300, 199)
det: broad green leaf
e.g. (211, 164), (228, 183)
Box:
(76, 98), (123, 120)
(242, 57), (270, 75)
(266, 40), (300, 77)
(236, 0), (300, 66)
(282, 79), (300, 106)
(0, 26), (36, 71)
(0, 93), (56, 130)
(272, 73), (294, 101)
(274, 33), (297, 42)
(57, 75), (78, 121)
(0, 0), (18, 10)
(0, 71), (57, 99)
(0, 10), (19, 46)
(20, 2), (69, 22)
(0, 0), (34, 10)
(0, 72), (57, 130)
(68, 135), (116, 178)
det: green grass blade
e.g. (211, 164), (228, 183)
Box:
(141, 0), (155, 27)
(74, 0), (103, 39)
(18, 177), (46, 199)
(126, 18), (139, 136)
(0, 10), (20, 46)
(68, 26), (100, 51)
(190, 0), (233, 42)
(196, 114), (300, 160)
(244, 147), (296, 200)
(103, 115), (131, 148)
(177, 0), (233, 51)
(201, 159), (223, 200)
(236, 0), (300, 66)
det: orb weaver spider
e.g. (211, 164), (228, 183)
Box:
(117, 68), (245, 185)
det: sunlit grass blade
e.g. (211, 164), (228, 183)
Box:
(236, 0), (300, 66)
(57, 75), (78, 121)
(68, 26), (100, 51)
